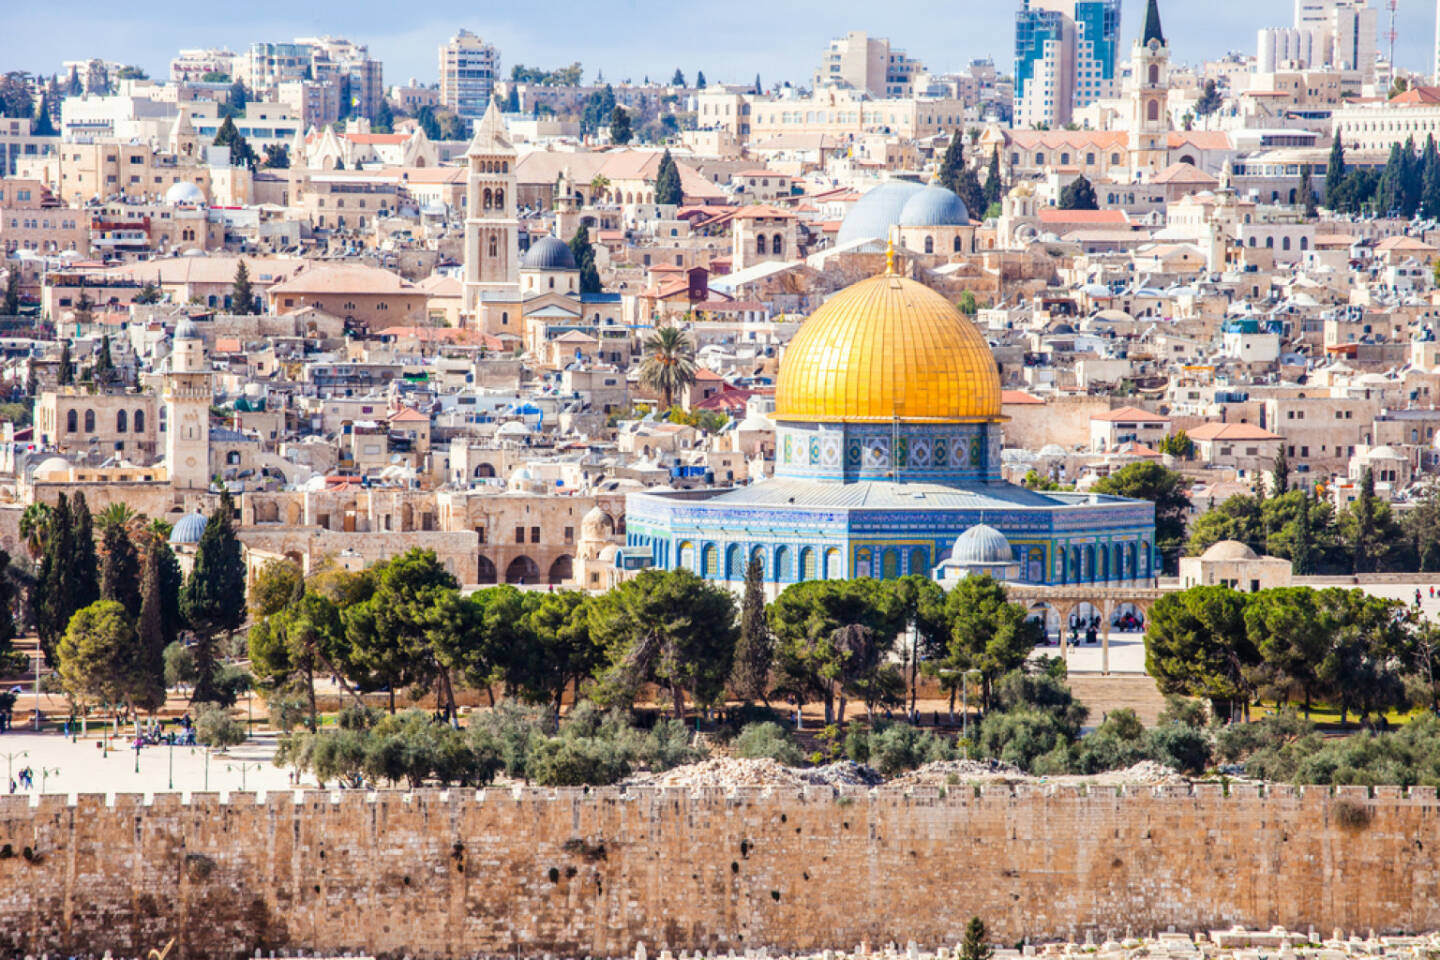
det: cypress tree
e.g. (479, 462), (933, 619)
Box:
(231, 259), (255, 315)
(1272, 448), (1290, 494)
(1423, 135), (1440, 217)
(1401, 135), (1422, 216)
(2, 268), (18, 316)
(1325, 135), (1346, 210)
(609, 105), (633, 145)
(31, 93), (56, 137)
(1377, 142), (1403, 215)
(100, 523), (141, 619)
(181, 491), (247, 703)
(729, 556), (773, 704)
(35, 493), (73, 659)
(1293, 486), (1315, 576)
(57, 341), (72, 385)
(655, 149), (683, 206)
(569, 225), (602, 294)
(133, 540), (170, 713)
(938, 130), (966, 197)
(1299, 165), (1316, 219)
(671, 69), (686, 87)
(982, 146), (1003, 208)
(94, 335), (115, 384)
(70, 492), (99, 612)
(0, 551), (19, 673)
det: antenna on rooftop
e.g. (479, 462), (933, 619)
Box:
(1386, 0), (1400, 75)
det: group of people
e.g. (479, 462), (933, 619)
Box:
(8, 766), (35, 793)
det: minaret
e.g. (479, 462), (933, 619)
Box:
(1128, 0), (1171, 179)
(462, 99), (519, 320)
(164, 319), (212, 491)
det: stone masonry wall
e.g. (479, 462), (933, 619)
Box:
(0, 783), (1438, 960)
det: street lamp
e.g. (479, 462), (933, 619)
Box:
(227, 762), (262, 791)
(38, 767), (57, 793)
(2, 750), (27, 788)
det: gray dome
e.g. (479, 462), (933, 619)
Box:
(950, 524), (1013, 565)
(897, 185), (969, 228)
(169, 511), (208, 545)
(174, 317), (201, 340)
(522, 236), (577, 271)
(836, 180), (926, 246)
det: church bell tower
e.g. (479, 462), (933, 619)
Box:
(1129, 0), (1171, 179)
(462, 99), (519, 320)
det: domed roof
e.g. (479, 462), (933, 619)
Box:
(836, 180), (926, 246)
(949, 524), (1013, 565)
(522, 236), (577, 271)
(31, 456), (71, 478)
(581, 505), (614, 540)
(1201, 539), (1257, 561)
(1367, 445), (1400, 458)
(164, 182), (206, 206)
(774, 271), (1002, 423)
(169, 511), (208, 545)
(897, 185), (969, 228)
(174, 317), (201, 340)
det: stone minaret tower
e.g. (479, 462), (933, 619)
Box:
(1129, 0), (1171, 179)
(165, 319), (212, 491)
(462, 99), (519, 319)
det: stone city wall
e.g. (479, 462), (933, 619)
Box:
(0, 783), (1438, 960)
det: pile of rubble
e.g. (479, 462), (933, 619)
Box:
(624, 758), (815, 788)
(893, 758), (1186, 788)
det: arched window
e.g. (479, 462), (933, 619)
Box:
(881, 549), (900, 580)
(800, 547), (817, 580)
(772, 234), (783, 256)
(1147, 100), (1160, 122)
(84, 409), (95, 433)
(824, 547), (842, 579)
(1300, 236), (1309, 251)
(116, 410), (127, 433)
(1148, 64), (1159, 85)
(482, 188), (492, 210)
(953, 236), (962, 252)
(66, 409), (77, 433)
(774, 545), (791, 582)
(1266, 236), (1274, 249)
(1282, 236), (1291, 251)
(908, 546), (928, 576)
(702, 543), (718, 578)
(488, 236), (497, 257)
(924, 235), (934, 254)
(749, 545), (767, 579)
(495, 189), (504, 209)
(1060, 152), (1070, 164)
(1035, 152), (1044, 164)
(725, 544), (743, 579)
(678, 541), (696, 570)
(133, 409), (144, 432)
(756, 234), (767, 255)
(1086, 152), (1096, 165)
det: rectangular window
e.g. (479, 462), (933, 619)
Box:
(515, 526), (525, 544)
(530, 526), (540, 543)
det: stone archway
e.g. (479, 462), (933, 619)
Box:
(548, 555), (573, 585)
(477, 555), (497, 584)
(505, 555), (540, 585)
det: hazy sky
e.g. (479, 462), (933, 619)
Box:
(2, 0), (1436, 88)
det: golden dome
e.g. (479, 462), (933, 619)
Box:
(774, 272), (1002, 423)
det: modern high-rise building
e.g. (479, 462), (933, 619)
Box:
(1013, 0), (1121, 129)
(1257, 0), (1375, 80)
(439, 29), (501, 121)
(813, 31), (927, 98)
(240, 38), (384, 120)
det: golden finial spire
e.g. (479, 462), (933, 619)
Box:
(885, 229), (896, 275)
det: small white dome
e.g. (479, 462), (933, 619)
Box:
(165, 182), (206, 206)
(1201, 539), (1258, 561)
(948, 524), (1013, 565)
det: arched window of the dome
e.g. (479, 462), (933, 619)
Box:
(679, 541), (695, 571)
(800, 547), (817, 581)
(1084, 545), (1096, 582)
(881, 549), (900, 580)
(702, 544), (718, 578)
(749, 545), (767, 579)
(725, 544), (742, 580)
(774, 546), (791, 583)
(824, 548), (841, 580)
(1098, 546), (1109, 581)
(908, 547), (928, 577)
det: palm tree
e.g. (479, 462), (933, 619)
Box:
(639, 325), (698, 410)
(589, 173), (611, 203)
(97, 502), (137, 532)
(19, 502), (50, 559)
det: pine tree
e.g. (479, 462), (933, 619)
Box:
(213, 115), (256, 169)
(696, 71), (707, 88)
(1325, 135), (1347, 210)
(181, 491), (247, 704)
(231, 259), (255, 315)
(655, 149), (683, 206)
(730, 556), (773, 703)
(505, 87), (520, 112)
(66, 67), (81, 96)
(373, 99), (394, 133)
(569, 225), (602, 294)
(610, 105), (633, 145)
(960, 917), (994, 960)
(100, 523), (141, 619)
(70, 493), (99, 613)
(671, 69), (686, 87)
(983, 146), (1003, 209)
(1059, 174), (1099, 210)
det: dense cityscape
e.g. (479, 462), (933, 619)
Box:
(6, 0), (1440, 956)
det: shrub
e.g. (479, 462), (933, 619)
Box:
(194, 703), (246, 750)
(853, 722), (955, 777)
(734, 721), (805, 765)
